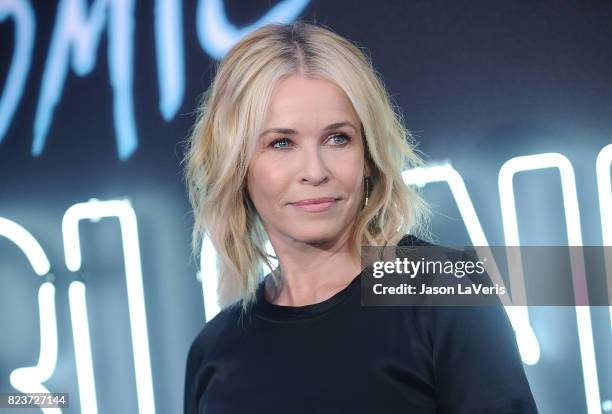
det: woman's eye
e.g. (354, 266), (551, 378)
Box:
(329, 133), (351, 145)
(270, 138), (292, 149)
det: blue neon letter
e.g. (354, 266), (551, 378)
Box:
(33, 0), (137, 160)
(0, 0), (35, 145)
(196, 0), (310, 61)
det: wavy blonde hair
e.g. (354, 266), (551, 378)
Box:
(183, 21), (431, 315)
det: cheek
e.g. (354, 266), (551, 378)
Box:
(247, 165), (287, 205)
(339, 156), (365, 186)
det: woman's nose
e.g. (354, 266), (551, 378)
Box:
(299, 143), (329, 184)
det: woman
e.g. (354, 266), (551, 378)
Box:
(183, 21), (538, 413)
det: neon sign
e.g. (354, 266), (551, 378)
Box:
(0, 218), (59, 413)
(0, 0), (310, 160)
(62, 199), (155, 414)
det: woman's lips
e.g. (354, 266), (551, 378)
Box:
(290, 200), (337, 212)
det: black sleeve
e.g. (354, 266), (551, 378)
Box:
(183, 305), (239, 414)
(431, 304), (539, 413)
(183, 332), (204, 414)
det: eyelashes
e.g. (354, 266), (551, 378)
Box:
(269, 133), (352, 150)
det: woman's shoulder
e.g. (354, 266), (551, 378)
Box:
(184, 302), (250, 413)
(397, 233), (435, 247)
(186, 301), (245, 367)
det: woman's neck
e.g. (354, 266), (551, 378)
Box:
(264, 252), (362, 306)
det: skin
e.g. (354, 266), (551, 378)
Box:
(246, 74), (371, 306)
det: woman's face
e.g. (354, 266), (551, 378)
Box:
(246, 74), (370, 247)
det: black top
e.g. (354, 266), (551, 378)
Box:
(184, 235), (539, 413)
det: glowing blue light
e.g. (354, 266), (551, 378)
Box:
(0, 0), (35, 145)
(62, 198), (156, 414)
(404, 164), (541, 367)
(200, 234), (220, 322)
(196, 0), (310, 61)
(0, 217), (61, 414)
(0, 216), (50, 274)
(68, 280), (98, 414)
(499, 153), (601, 414)
(33, 0), (137, 160)
(595, 144), (612, 335)
(155, 0), (184, 121)
(0, 217), (59, 411)
(10, 282), (62, 414)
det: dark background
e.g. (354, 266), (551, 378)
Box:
(0, 1), (611, 413)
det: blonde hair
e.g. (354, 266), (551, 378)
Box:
(182, 21), (431, 315)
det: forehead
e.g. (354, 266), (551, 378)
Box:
(264, 75), (358, 125)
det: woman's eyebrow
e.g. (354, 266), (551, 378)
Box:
(259, 121), (357, 137)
